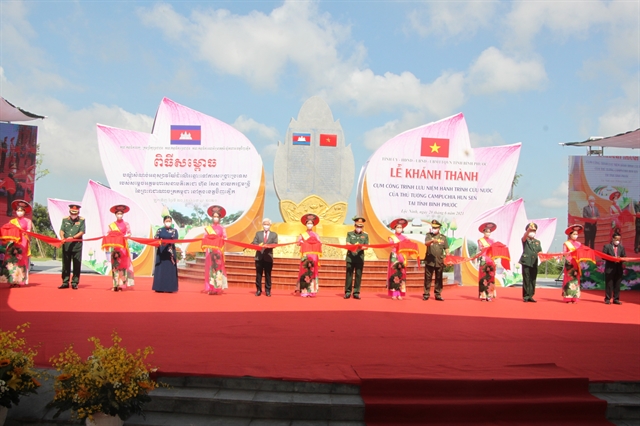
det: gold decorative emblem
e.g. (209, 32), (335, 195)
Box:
(279, 195), (348, 224)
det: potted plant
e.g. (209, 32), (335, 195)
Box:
(0, 323), (41, 425)
(47, 331), (162, 425)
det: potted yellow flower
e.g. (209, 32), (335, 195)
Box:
(0, 323), (41, 425)
(47, 332), (161, 425)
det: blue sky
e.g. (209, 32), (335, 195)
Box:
(1, 0), (638, 249)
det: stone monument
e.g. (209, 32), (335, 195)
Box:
(271, 96), (358, 258)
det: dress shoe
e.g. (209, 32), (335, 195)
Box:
(72, 285), (78, 290)
(435, 296), (444, 301)
(529, 298), (537, 303)
(604, 300), (611, 305)
(255, 291), (261, 296)
(344, 294), (351, 299)
(266, 292), (271, 297)
(423, 296), (430, 301)
(58, 284), (69, 289)
(613, 300), (622, 305)
(354, 294), (361, 300)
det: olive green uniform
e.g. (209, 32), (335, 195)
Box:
(345, 230), (369, 297)
(519, 238), (542, 301)
(424, 233), (449, 299)
(60, 216), (85, 288)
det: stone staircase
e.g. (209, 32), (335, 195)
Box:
(590, 381), (640, 426)
(5, 374), (365, 425)
(178, 254), (449, 293)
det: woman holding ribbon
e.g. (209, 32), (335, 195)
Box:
(387, 218), (408, 300)
(152, 216), (179, 293)
(297, 213), (321, 297)
(2, 200), (33, 286)
(562, 224), (583, 304)
(477, 222), (497, 301)
(105, 204), (134, 291)
(203, 205), (228, 295)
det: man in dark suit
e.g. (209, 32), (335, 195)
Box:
(519, 222), (542, 303)
(251, 218), (278, 297)
(582, 195), (600, 249)
(602, 233), (626, 305)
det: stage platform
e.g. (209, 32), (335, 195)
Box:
(2, 274), (638, 385)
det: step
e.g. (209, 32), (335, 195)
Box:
(5, 373), (365, 425)
(125, 412), (366, 426)
(590, 382), (640, 422)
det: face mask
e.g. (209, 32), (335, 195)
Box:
(116, 214), (123, 220)
(613, 240), (620, 246)
(164, 222), (172, 228)
(570, 234), (578, 240)
(70, 214), (78, 220)
(589, 202), (595, 206)
(16, 211), (24, 217)
(528, 232), (536, 238)
(432, 229), (440, 234)
(395, 227), (403, 234)
(306, 224), (313, 230)
(213, 217), (220, 224)
(355, 227), (362, 233)
(263, 225), (270, 231)
(483, 232), (491, 237)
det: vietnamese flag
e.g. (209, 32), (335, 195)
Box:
(319, 134), (337, 147)
(420, 137), (450, 158)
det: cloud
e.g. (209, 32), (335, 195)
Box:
(469, 131), (507, 148)
(232, 115), (279, 141)
(0, 1), (75, 91)
(597, 74), (640, 136)
(407, 0), (498, 40)
(139, 1), (470, 117)
(467, 47), (547, 94)
(504, 0), (639, 62)
(363, 111), (430, 151)
(540, 181), (568, 208)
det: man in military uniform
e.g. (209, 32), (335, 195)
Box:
(344, 217), (369, 299)
(519, 222), (542, 302)
(59, 204), (85, 290)
(424, 220), (449, 301)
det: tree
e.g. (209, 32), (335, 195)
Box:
(507, 172), (522, 202)
(30, 202), (55, 258)
(35, 144), (49, 181)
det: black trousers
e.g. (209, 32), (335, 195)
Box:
(584, 224), (597, 249)
(522, 264), (538, 300)
(255, 260), (273, 293)
(345, 259), (364, 296)
(424, 264), (444, 298)
(62, 249), (82, 285)
(605, 268), (623, 302)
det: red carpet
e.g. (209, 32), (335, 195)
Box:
(2, 275), (638, 424)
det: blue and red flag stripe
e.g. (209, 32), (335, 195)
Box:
(171, 125), (201, 145)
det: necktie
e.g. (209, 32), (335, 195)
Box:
(614, 246), (618, 257)
(591, 206), (594, 216)
(264, 232), (268, 243)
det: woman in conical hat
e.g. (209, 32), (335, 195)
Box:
(477, 222), (497, 301)
(608, 191), (623, 240)
(2, 200), (33, 287)
(562, 224), (584, 304)
(105, 204), (134, 291)
(297, 213), (321, 297)
(387, 218), (408, 300)
(203, 205), (228, 295)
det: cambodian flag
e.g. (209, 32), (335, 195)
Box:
(292, 133), (311, 146)
(171, 125), (201, 145)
